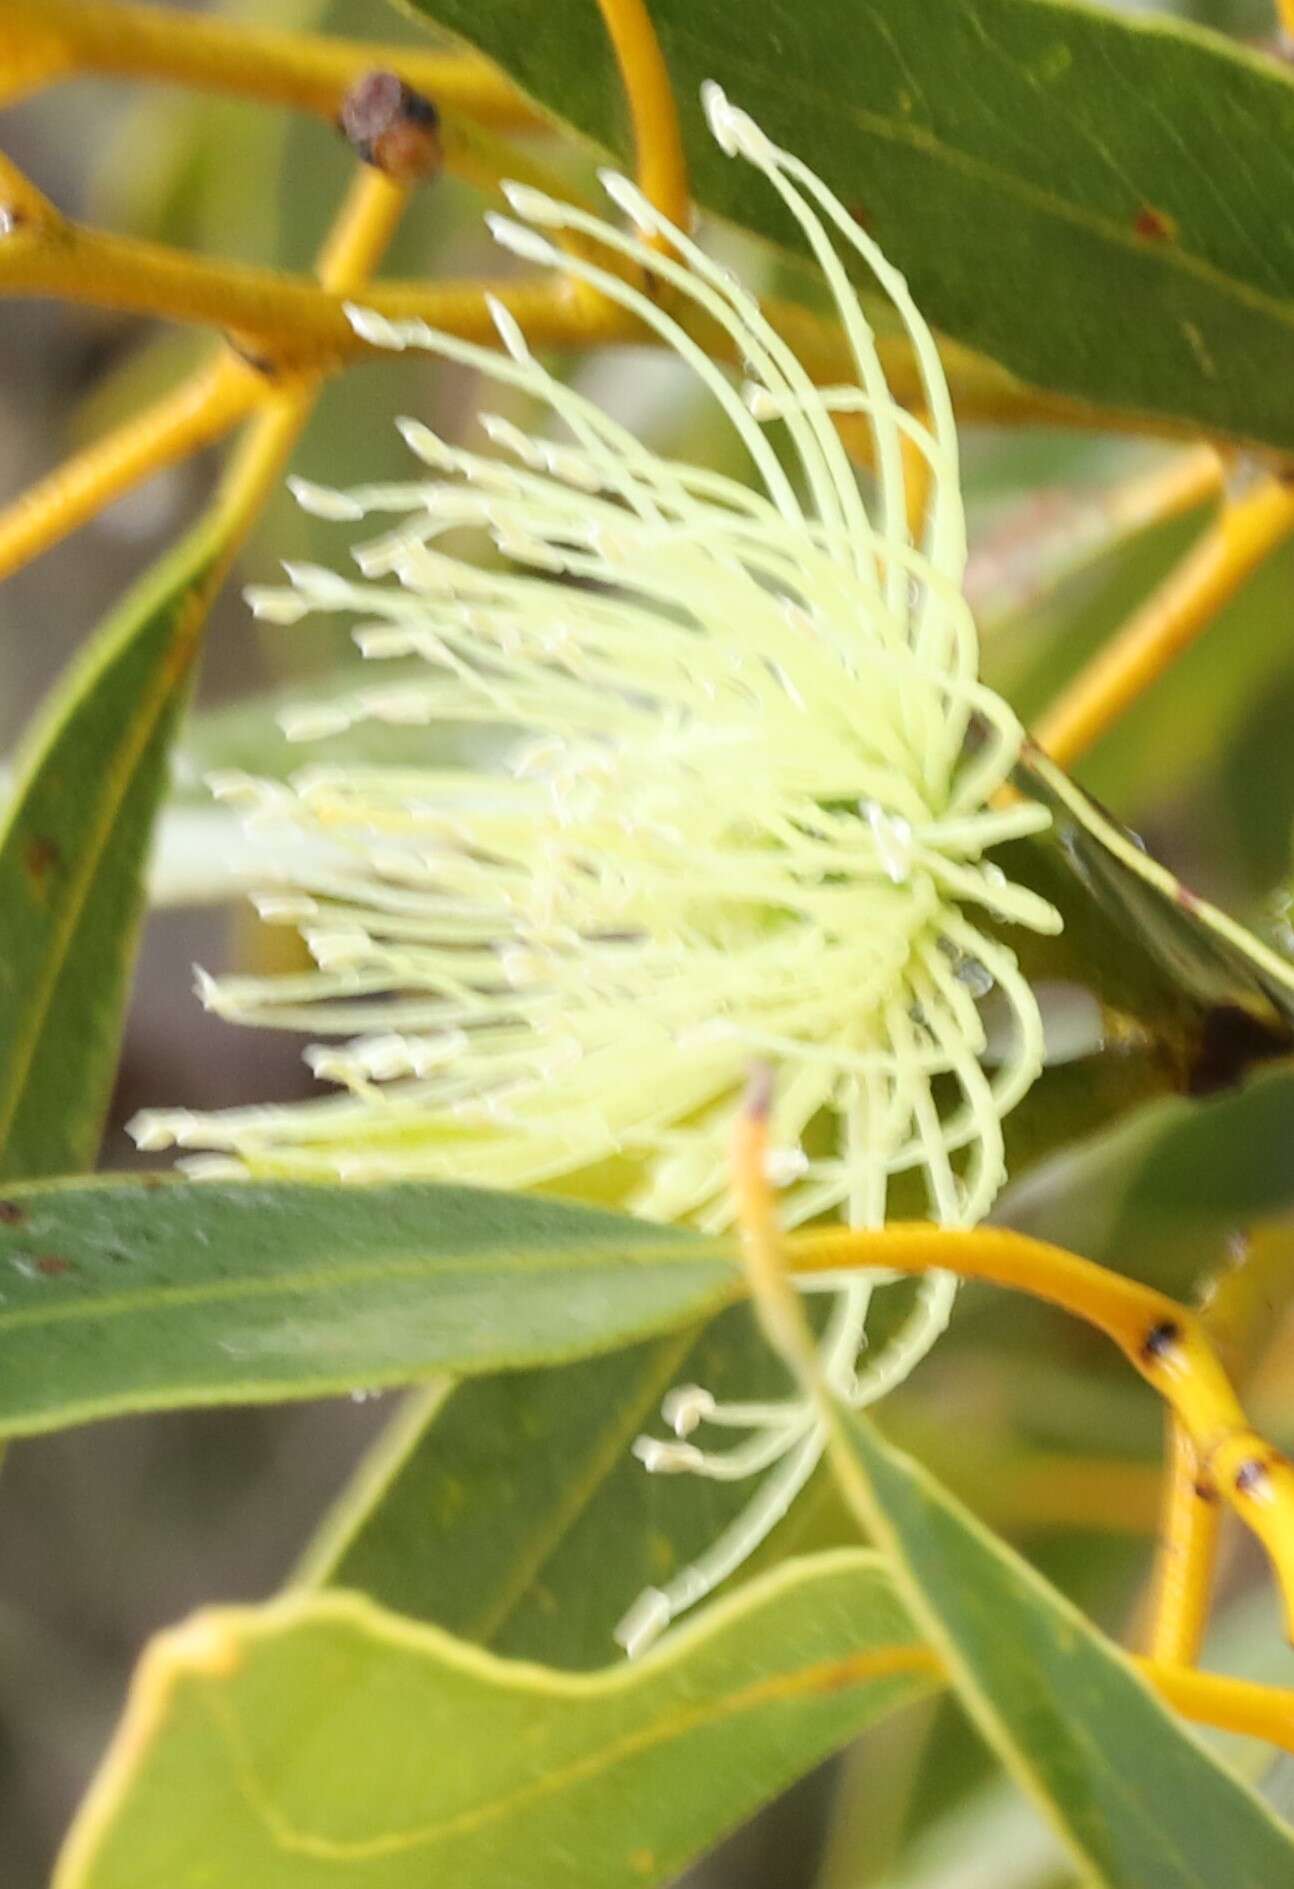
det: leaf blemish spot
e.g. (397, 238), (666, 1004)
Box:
(23, 834), (61, 892)
(35, 1252), (73, 1276)
(0, 1200), (25, 1226)
(1134, 205), (1178, 244)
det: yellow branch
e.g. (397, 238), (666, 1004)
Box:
(0, 200), (640, 363)
(0, 202), (1195, 449)
(1146, 1415), (1220, 1666)
(0, 147), (57, 227)
(731, 1087), (1294, 1754)
(788, 1222), (1294, 1639)
(1137, 1661), (1294, 1755)
(595, 0), (690, 232)
(1107, 444), (1223, 540)
(1035, 467), (1294, 766)
(0, 355), (258, 585)
(984, 1453), (1161, 1535)
(0, 0), (536, 127)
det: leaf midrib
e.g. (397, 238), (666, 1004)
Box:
(0, 1244), (737, 1336)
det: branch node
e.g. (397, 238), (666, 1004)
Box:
(339, 70), (442, 186)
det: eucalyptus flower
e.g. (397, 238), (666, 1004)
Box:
(131, 86), (1060, 1655)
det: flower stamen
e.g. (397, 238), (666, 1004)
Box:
(130, 85), (1062, 1658)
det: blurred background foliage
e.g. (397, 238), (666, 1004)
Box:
(4, 0), (1294, 1883)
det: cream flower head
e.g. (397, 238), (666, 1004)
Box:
(131, 85), (1060, 1653)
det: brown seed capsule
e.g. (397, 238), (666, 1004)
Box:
(339, 71), (442, 186)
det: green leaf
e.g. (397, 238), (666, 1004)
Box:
(302, 1304), (801, 1668)
(0, 521), (225, 1180)
(1003, 1059), (1294, 1291)
(0, 1177), (737, 1437)
(54, 1551), (934, 1889)
(408, 0), (1294, 450)
(1018, 748), (1294, 1037)
(827, 1412), (1294, 1887)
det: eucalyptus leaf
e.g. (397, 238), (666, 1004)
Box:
(1019, 747), (1294, 1038)
(0, 1177), (737, 1436)
(53, 1551), (934, 1889)
(406, 0), (1294, 449)
(826, 1411), (1294, 1887)
(1001, 1058), (1294, 1288)
(0, 523), (224, 1180)
(303, 1303), (798, 1668)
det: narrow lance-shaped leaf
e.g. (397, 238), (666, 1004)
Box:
(1002, 1059), (1294, 1296)
(825, 1410), (1294, 1888)
(0, 1177), (738, 1436)
(53, 1551), (936, 1889)
(409, 0), (1294, 450)
(302, 1304), (803, 1669)
(1017, 746), (1294, 1037)
(0, 519), (226, 1180)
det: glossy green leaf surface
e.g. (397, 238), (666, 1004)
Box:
(0, 1177), (737, 1436)
(409, 0), (1294, 449)
(54, 1552), (933, 1889)
(0, 524), (222, 1179)
(829, 1412), (1294, 1887)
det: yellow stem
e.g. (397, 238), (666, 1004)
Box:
(0, 167), (412, 585)
(1107, 444), (1223, 539)
(209, 167), (410, 542)
(1137, 1661), (1294, 1755)
(0, 355), (258, 585)
(757, 1185), (1294, 1752)
(0, 0), (535, 127)
(1146, 1415), (1220, 1666)
(310, 167), (407, 295)
(732, 1070), (822, 1380)
(788, 1223), (1294, 1639)
(971, 1452), (1162, 1536)
(0, 147), (56, 226)
(817, 1642), (1294, 1756)
(0, 200), (638, 364)
(0, 201), (1200, 444)
(1035, 468), (1294, 766)
(594, 0), (690, 232)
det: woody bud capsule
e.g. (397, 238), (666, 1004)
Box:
(339, 71), (441, 185)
